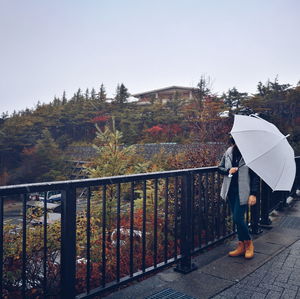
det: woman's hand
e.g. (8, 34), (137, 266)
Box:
(229, 167), (238, 174)
(248, 195), (257, 206)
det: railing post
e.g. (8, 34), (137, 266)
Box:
(61, 185), (76, 298)
(0, 197), (3, 298)
(174, 172), (197, 274)
(295, 157), (300, 194)
(288, 157), (299, 198)
(250, 189), (263, 235)
(260, 180), (272, 226)
(277, 192), (284, 211)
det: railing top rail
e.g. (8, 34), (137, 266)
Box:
(1, 156), (298, 196)
(0, 165), (218, 196)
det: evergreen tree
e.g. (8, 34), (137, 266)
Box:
(87, 119), (138, 178)
(99, 83), (106, 102)
(52, 96), (61, 106)
(90, 88), (96, 100)
(12, 129), (66, 183)
(195, 75), (212, 102)
(166, 91), (183, 116)
(0, 112), (8, 124)
(75, 88), (83, 102)
(62, 91), (67, 105)
(86, 118), (149, 231)
(85, 88), (90, 100)
(242, 78), (299, 154)
(223, 87), (248, 114)
(114, 83), (129, 104)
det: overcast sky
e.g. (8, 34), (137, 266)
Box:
(1, 0), (299, 114)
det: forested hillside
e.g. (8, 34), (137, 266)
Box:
(0, 78), (299, 185)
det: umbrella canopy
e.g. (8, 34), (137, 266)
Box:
(230, 114), (296, 191)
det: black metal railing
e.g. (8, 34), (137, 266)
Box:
(259, 156), (300, 226)
(0, 157), (299, 298)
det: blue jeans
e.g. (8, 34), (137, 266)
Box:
(228, 189), (251, 241)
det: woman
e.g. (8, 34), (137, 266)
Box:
(218, 136), (259, 259)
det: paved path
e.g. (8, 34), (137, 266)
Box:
(212, 240), (300, 299)
(106, 198), (300, 299)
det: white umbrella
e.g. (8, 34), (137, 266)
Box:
(230, 114), (296, 191)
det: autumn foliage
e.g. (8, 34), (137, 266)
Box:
(91, 115), (110, 124)
(144, 124), (182, 142)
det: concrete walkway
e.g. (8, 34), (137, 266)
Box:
(105, 198), (300, 299)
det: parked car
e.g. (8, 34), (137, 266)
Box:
(36, 191), (62, 203)
(48, 193), (62, 203)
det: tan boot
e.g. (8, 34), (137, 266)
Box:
(228, 241), (245, 257)
(244, 240), (254, 259)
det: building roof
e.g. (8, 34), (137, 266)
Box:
(132, 86), (197, 97)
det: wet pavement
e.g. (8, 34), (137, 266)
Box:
(105, 198), (300, 299)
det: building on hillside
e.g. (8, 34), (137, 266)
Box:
(132, 86), (197, 105)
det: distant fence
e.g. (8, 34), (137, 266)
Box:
(0, 157), (299, 298)
(65, 142), (226, 161)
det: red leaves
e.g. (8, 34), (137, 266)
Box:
(4, 209), (177, 297)
(145, 125), (163, 134)
(145, 124), (183, 142)
(91, 115), (110, 124)
(22, 146), (36, 156)
(74, 208), (176, 294)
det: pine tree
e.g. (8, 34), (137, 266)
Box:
(223, 87), (248, 114)
(52, 96), (61, 106)
(114, 83), (129, 104)
(62, 91), (67, 105)
(90, 88), (96, 100)
(166, 91), (183, 116)
(12, 129), (66, 183)
(75, 88), (83, 102)
(86, 118), (148, 231)
(87, 119), (137, 178)
(85, 88), (90, 100)
(99, 83), (106, 102)
(196, 75), (212, 101)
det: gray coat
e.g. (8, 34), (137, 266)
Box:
(218, 146), (259, 205)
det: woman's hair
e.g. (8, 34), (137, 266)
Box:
(229, 135), (235, 145)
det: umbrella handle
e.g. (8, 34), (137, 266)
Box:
(228, 167), (239, 177)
